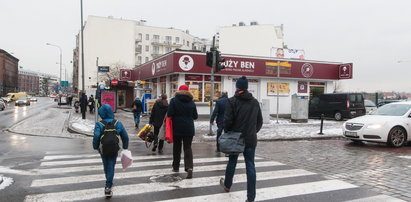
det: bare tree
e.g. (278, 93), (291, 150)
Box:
(98, 61), (129, 84)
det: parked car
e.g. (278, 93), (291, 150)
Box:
(377, 99), (400, 107)
(0, 99), (5, 110)
(29, 97), (38, 102)
(15, 97), (30, 106)
(342, 101), (411, 148)
(364, 99), (377, 114)
(309, 93), (366, 121)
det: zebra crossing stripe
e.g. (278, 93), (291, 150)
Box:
(159, 180), (357, 202)
(39, 155), (263, 167)
(42, 154), (100, 160)
(396, 156), (411, 159)
(31, 161), (282, 187)
(36, 156), (268, 175)
(344, 195), (406, 202)
(25, 169), (317, 202)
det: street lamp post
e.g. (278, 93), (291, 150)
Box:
(46, 43), (62, 105)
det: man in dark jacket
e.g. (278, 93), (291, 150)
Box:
(167, 84), (198, 179)
(210, 91), (228, 152)
(220, 76), (263, 202)
(149, 94), (168, 153)
(80, 93), (88, 119)
(131, 97), (143, 129)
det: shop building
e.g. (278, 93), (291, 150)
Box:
(121, 50), (352, 116)
(0, 49), (19, 96)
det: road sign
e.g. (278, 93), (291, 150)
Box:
(61, 81), (68, 87)
(120, 69), (132, 81)
(98, 66), (110, 72)
(57, 86), (62, 91)
(111, 79), (118, 86)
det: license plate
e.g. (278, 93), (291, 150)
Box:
(345, 131), (358, 137)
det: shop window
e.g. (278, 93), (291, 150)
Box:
(161, 83), (166, 95)
(186, 81), (203, 102)
(204, 82), (221, 102)
(170, 82), (178, 98)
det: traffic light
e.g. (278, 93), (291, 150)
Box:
(206, 51), (213, 67)
(215, 50), (225, 72)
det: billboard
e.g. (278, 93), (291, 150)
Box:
(271, 48), (305, 60)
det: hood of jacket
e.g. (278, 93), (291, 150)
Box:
(234, 90), (254, 101)
(98, 104), (114, 120)
(174, 91), (193, 103)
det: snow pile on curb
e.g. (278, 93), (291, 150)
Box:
(70, 115), (95, 133)
(0, 175), (13, 190)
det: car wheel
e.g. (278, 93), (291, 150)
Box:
(387, 126), (407, 148)
(351, 139), (363, 144)
(334, 111), (343, 121)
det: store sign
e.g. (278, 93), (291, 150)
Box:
(185, 74), (202, 81)
(297, 81), (308, 94)
(98, 66), (110, 72)
(301, 63), (314, 78)
(204, 75), (221, 82)
(111, 79), (118, 86)
(339, 63), (352, 79)
(120, 69), (132, 81)
(178, 55), (194, 71)
(220, 59), (256, 73)
(101, 92), (116, 111)
(267, 82), (290, 96)
(271, 47), (305, 60)
(152, 60), (168, 75)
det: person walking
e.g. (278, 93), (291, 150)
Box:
(131, 97), (143, 129)
(220, 76), (263, 202)
(167, 84), (198, 179)
(149, 94), (169, 153)
(210, 91), (228, 152)
(88, 95), (95, 114)
(93, 104), (129, 198)
(80, 93), (88, 119)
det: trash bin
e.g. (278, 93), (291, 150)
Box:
(291, 94), (308, 123)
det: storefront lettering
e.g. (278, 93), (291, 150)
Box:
(155, 60), (167, 69)
(223, 60), (255, 69)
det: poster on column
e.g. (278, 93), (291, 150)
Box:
(267, 82), (290, 96)
(101, 92), (116, 112)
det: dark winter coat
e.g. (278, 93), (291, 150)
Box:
(224, 90), (263, 148)
(149, 100), (168, 128)
(92, 104), (129, 150)
(210, 96), (228, 125)
(80, 94), (88, 110)
(167, 91), (198, 137)
(131, 98), (143, 113)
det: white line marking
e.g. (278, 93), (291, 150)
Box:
(159, 180), (358, 202)
(42, 154), (100, 160)
(396, 155), (411, 159)
(344, 194), (406, 202)
(31, 161), (282, 187)
(24, 169), (317, 202)
(0, 166), (38, 176)
(36, 156), (267, 175)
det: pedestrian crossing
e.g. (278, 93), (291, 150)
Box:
(24, 152), (404, 202)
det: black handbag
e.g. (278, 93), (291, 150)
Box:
(218, 99), (245, 154)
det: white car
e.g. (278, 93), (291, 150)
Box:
(364, 99), (377, 114)
(342, 101), (411, 147)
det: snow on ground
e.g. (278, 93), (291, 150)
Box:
(0, 175), (13, 190)
(70, 115), (96, 133)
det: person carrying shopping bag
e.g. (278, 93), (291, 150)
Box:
(220, 76), (263, 202)
(93, 104), (129, 198)
(149, 94), (169, 153)
(210, 91), (228, 152)
(167, 84), (198, 179)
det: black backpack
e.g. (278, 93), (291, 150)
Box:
(100, 120), (120, 156)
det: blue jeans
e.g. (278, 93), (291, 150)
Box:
(101, 154), (117, 188)
(224, 147), (256, 201)
(133, 111), (141, 124)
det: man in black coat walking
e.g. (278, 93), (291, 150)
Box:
(80, 93), (88, 119)
(149, 94), (168, 153)
(220, 76), (263, 202)
(210, 91), (228, 152)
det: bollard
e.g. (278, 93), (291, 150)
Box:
(318, 114), (324, 135)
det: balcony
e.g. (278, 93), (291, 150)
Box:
(151, 51), (162, 58)
(135, 48), (142, 54)
(135, 38), (142, 43)
(151, 40), (182, 48)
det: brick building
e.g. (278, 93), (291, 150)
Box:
(18, 67), (40, 95)
(0, 49), (19, 96)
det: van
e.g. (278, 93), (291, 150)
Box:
(309, 93), (366, 121)
(2, 92), (28, 102)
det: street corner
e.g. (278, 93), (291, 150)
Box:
(68, 112), (95, 136)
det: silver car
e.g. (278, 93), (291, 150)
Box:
(0, 99), (5, 110)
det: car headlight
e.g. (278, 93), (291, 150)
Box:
(366, 123), (384, 129)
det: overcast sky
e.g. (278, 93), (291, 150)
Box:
(1, 0), (410, 92)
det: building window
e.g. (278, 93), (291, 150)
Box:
(145, 45), (149, 52)
(185, 81), (203, 102)
(145, 57), (149, 62)
(153, 46), (160, 54)
(153, 35), (160, 43)
(145, 34), (149, 40)
(165, 36), (172, 44)
(204, 82), (221, 102)
(187, 41), (189, 47)
(137, 56), (142, 64)
(138, 33), (142, 40)
(136, 45), (142, 52)
(175, 37), (180, 44)
(165, 47), (172, 53)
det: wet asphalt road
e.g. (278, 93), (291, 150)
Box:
(1, 98), (410, 201)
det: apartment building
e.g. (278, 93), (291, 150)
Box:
(0, 49), (19, 96)
(18, 67), (40, 95)
(74, 15), (209, 95)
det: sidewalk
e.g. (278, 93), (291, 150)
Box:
(68, 108), (345, 142)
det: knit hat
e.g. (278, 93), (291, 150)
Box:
(178, 84), (189, 91)
(236, 76), (248, 90)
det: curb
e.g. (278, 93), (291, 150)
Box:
(67, 110), (94, 137)
(0, 175), (3, 185)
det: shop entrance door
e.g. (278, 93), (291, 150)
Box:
(309, 82), (325, 98)
(117, 90), (126, 108)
